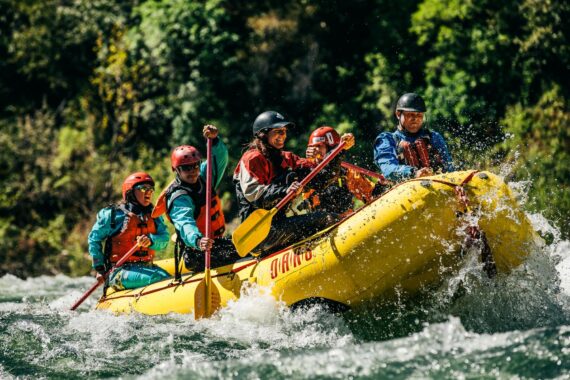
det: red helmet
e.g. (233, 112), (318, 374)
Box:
(171, 145), (202, 169)
(122, 172), (154, 200)
(308, 126), (340, 148)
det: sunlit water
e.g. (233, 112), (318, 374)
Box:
(1, 214), (570, 378)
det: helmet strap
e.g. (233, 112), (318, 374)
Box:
(125, 190), (141, 207)
(397, 112), (405, 130)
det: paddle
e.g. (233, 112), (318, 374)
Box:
(340, 161), (390, 184)
(204, 137), (213, 317)
(70, 243), (140, 311)
(232, 141), (346, 257)
(194, 135), (221, 319)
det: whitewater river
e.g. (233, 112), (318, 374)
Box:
(1, 215), (569, 379)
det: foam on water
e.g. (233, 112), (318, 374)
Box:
(200, 283), (353, 350)
(1, 232), (569, 379)
(135, 316), (570, 379)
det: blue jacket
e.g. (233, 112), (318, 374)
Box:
(88, 205), (169, 268)
(167, 137), (228, 249)
(373, 128), (454, 181)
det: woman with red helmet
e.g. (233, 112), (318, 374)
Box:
(153, 125), (240, 273)
(233, 111), (348, 255)
(301, 126), (375, 215)
(87, 172), (170, 290)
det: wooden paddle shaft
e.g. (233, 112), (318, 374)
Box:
(204, 136), (213, 317)
(70, 243), (140, 310)
(205, 137), (213, 268)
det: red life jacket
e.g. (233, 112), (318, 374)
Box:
(156, 177), (226, 240)
(397, 133), (444, 171)
(106, 204), (157, 264)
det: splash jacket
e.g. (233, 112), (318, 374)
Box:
(157, 137), (228, 250)
(373, 128), (454, 181)
(234, 147), (337, 254)
(233, 149), (313, 221)
(88, 203), (169, 268)
(88, 201), (170, 290)
(160, 137), (241, 271)
(164, 178), (226, 239)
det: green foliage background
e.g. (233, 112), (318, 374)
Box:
(0, 0), (567, 277)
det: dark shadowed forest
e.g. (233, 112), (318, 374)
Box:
(0, 0), (567, 277)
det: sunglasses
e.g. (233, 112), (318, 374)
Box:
(134, 184), (155, 193)
(179, 163), (200, 172)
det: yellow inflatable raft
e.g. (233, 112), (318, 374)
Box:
(95, 170), (542, 316)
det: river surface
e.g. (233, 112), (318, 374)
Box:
(1, 214), (570, 379)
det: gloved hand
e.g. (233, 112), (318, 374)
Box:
(285, 171), (299, 185)
(94, 265), (107, 276)
(371, 182), (387, 197)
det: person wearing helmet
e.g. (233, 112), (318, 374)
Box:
(302, 126), (375, 215)
(87, 172), (170, 290)
(153, 125), (239, 273)
(233, 111), (342, 255)
(373, 93), (454, 181)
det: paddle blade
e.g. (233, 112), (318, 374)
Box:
(232, 208), (275, 257)
(194, 278), (221, 319)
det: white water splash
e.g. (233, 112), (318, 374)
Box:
(136, 282), (354, 379)
(198, 282), (354, 351)
(526, 212), (570, 296)
(554, 242), (570, 295)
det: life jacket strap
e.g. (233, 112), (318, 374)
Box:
(399, 141), (420, 167)
(414, 139), (431, 168)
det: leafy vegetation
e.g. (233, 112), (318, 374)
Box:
(0, 0), (567, 277)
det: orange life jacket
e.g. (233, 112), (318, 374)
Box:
(153, 177), (226, 240)
(345, 167), (375, 203)
(397, 134), (444, 171)
(107, 204), (156, 264)
(301, 167), (375, 216)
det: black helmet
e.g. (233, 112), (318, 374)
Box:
(395, 93), (427, 113)
(252, 111), (295, 136)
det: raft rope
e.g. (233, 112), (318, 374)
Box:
(408, 170), (497, 278)
(99, 241), (303, 302)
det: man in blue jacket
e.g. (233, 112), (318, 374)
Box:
(373, 93), (454, 181)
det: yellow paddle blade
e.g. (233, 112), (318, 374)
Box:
(232, 208), (277, 257)
(194, 277), (221, 319)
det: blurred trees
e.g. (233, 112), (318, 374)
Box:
(0, 0), (567, 276)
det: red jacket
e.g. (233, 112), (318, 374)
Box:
(233, 149), (312, 221)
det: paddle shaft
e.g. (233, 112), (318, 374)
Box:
(274, 141), (347, 211)
(204, 137), (213, 316)
(70, 243), (140, 311)
(205, 138), (213, 269)
(341, 161), (389, 184)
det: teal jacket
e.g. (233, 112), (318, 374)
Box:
(88, 205), (169, 268)
(167, 137), (228, 249)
